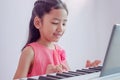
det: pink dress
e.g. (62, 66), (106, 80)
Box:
(27, 42), (66, 77)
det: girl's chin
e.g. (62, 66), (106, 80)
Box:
(52, 38), (60, 42)
(53, 39), (59, 42)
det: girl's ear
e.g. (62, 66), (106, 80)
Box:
(34, 16), (42, 29)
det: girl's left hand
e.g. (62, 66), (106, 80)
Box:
(86, 60), (101, 68)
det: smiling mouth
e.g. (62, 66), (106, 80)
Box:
(53, 33), (62, 38)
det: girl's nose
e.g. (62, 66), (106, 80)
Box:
(57, 24), (64, 32)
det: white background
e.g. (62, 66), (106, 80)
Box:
(0, 0), (120, 80)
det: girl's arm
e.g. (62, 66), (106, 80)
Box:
(13, 46), (34, 79)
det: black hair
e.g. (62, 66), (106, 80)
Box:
(22, 0), (68, 50)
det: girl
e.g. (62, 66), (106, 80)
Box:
(14, 0), (70, 79)
(14, 0), (101, 79)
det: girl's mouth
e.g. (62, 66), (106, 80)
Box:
(53, 33), (62, 38)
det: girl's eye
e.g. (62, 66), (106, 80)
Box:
(63, 23), (66, 26)
(51, 22), (66, 26)
(51, 22), (59, 25)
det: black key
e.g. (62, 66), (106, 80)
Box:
(88, 68), (101, 72)
(39, 76), (58, 80)
(27, 78), (37, 80)
(82, 69), (98, 73)
(89, 66), (103, 71)
(56, 73), (75, 78)
(76, 69), (94, 73)
(63, 71), (80, 76)
(47, 74), (65, 79)
(68, 71), (87, 75)
(96, 66), (103, 69)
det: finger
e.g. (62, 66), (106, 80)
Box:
(46, 64), (56, 74)
(56, 65), (63, 73)
(92, 60), (101, 67)
(61, 63), (69, 71)
(94, 60), (101, 66)
(86, 60), (92, 68)
(91, 61), (97, 67)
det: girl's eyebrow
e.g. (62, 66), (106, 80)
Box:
(52, 18), (67, 22)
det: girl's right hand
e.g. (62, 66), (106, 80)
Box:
(46, 64), (68, 74)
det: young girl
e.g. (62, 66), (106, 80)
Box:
(14, 0), (70, 79)
(14, 0), (101, 79)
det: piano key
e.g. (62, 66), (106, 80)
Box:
(60, 72), (101, 80)
(27, 78), (37, 80)
(89, 66), (103, 71)
(63, 71), (81, 76)
(27, 72), (100, 80)
(47, 74), (65, 79)
(39, 76), (58, 80)
(56, 72), (75, 78)
(88, 68), (101, 72)
(68, 71), (87, 75)
(76, 69), (95, 73)
(96, 66), (102, 69)
(82, 69), (99, 72)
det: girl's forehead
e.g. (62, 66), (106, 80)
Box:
(43, 9), (68, 20)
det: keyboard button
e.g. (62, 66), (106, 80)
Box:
(56, 73), (75, 78)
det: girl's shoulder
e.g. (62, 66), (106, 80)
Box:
(22, 46), (34, 56)
(27, 42), (37, 46)
(27, 42), (41, 49)
(21, 42), (38, 57)
(21, 46), (34, 63)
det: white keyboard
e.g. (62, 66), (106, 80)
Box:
(60, 72), (100, 80)
(20, 66), (102, 80)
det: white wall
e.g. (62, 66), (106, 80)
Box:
(0, 0), (120, 80)
(60, 0), (120, 70)
(0, 0), (34, 79)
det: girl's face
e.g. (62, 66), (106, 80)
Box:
(40, 9), (68, 42)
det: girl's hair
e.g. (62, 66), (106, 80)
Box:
(22, 0), (68, 50)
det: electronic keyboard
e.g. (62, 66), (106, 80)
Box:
(20, 66), (102, 80)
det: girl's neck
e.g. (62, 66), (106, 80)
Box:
(37, 39), (55, 50)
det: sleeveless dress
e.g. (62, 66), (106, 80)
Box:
(27, 42), (66, 77)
